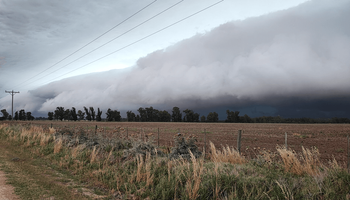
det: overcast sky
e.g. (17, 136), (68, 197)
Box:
(1, 0), (350, 119)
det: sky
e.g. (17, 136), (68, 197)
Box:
(1, 0), (350, 119)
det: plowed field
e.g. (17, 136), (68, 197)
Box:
(4, 121), (350, 166)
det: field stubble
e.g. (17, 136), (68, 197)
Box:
(8, 121), (350, 166)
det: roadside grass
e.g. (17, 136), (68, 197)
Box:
(1, 123), (350, 199)
(0, 128), (87, 199)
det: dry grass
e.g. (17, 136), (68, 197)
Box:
(277, 146), (321, 176)
(72, 144), (86, 159)
(90, 146), (99, 163)
(40, 134), (51, 146)
(209, 141), (246, 164)
(49, 127), (56, 134)
(145, 153), (154, 187)
(185, 151), (204, 200)
(54, 138), (63, 154)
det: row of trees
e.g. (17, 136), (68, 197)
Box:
(48, 107), (121, 122)
(0, 109), (34, 121)
(46, 106), (350, 124)
(45, 106), (221, 123)
(1, 106), (349, 124)
(126, 107), (219, 123)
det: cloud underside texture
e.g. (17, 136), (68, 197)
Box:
(4, 0), (350, 118)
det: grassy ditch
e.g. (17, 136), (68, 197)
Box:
(0, 123), (350, 199)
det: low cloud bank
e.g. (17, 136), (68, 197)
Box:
(1, 0), (350, 118)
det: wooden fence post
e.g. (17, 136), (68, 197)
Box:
(204, 129), (207, 157)
(285, 132), (288, 150)
(237, 130), (242, 154)
(95, 125), (97, 134)
(347, 134), (349, 173)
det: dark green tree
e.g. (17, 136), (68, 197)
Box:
(158, 110), (171, 122)
(183, 109), (199, 122)
(135, 114), (140, 122)
(241, 114), (252, 123)
(19, 109), (26, 120)
(84, 107), (91, 121)
(89, 107), (96, 121)
(207, 112), (219, 122)
(226, 110), (240, 123)
(48, 112), (54, 120)
(71, 107), (78, 121)
(126, 111), (136, 122)
(96, 108), (102, 121)
(64, 109), (71, 121)
(200, 115), (206, 122)
(54, 107), (65, 121)
(14, 111), (19, 120)
(106, 109), (121, 121)
(77, 110), (85, 121)
(26, 112), (34, 120)
(1, 109), (9, 120)
(145, 106), (159, 122)
(137, 107), (147, 122)
(172, 107), (182, 122)
(193, 113), (200, 122)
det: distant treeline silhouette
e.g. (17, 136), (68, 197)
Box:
(1, 107), (349, 123)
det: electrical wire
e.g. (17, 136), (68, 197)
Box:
(40, 0), (224, 85)
(12, 0), (157, 89)
(19, 0), (185, 89)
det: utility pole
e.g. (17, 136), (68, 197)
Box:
(5, 90), (20, 120)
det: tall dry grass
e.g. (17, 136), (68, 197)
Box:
(185, 151), (204, 200)
(209, 141), (246, 164)
(90, 146), (99, 163)
(277, 146), (321, 176)
(54, 138), (63, 154)
(72, 144), (86, 159)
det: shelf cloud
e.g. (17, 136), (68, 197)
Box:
(1, 0), (350, 118)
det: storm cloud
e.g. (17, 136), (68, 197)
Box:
(1, 0), (350, 119)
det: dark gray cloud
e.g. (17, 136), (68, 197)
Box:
(1, 0), (350, 119)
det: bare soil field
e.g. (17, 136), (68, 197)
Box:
(4, 121), (350, 166)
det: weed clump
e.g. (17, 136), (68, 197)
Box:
(122, 137), (164, 160)
(169, 134), (202, 160)
(54, 127), (128, 151)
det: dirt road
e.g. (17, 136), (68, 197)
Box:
(0, 168), (19, 200)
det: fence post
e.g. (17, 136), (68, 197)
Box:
(204, 129), (207, 157)
(237, 130), (242, 154)
(347, 134), (349, 173)
(127, 127), (128, 139)
(285, 132), (288, 150)
(95, 125), (97, 134)
(158, 128), (160, 147)
(51, 123), (52, 128)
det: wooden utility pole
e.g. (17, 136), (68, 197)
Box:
(5, 90), (20, 120)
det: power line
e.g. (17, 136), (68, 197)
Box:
(13, 0), (158, 89)
(43, 0), (224, 84)
(20, 0), (184, 89)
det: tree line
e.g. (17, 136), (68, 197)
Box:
(44, 106), (220, 122)
(0, 109), (34, 121)
(1, 107), (349, 123)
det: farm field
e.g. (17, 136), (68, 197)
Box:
(6, 120), (350, 166)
